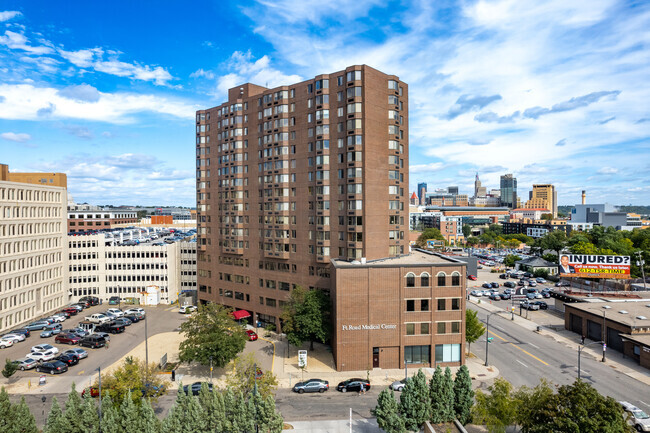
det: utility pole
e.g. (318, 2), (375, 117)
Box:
(98, 366), (102, 433)
(484, 311), (503, 367)
(578, 341), (604, 380)
(145, 310), (149, 378)
(636, 251), (647, 291)
(602, 309), (607, 362)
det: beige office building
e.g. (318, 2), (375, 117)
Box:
(0, 164), (68, 333)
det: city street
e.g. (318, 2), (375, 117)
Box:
(469, 303), (650, 411)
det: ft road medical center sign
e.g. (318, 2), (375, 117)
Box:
(559, 254), (630, 279)
(341, 323), (397, 331)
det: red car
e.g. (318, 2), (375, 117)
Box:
(81, 386), (99, 398)
(467, 275), (477, 280)
(62, 308), (78, 316)
(55, 333), (81, 345)
(245, 330), (258, 341)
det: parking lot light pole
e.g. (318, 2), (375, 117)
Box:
(578, 341), (604, 380)
(145, 310), (149, 378)
(97, 366), (102, 433)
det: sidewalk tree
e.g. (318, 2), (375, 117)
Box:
(453, 365), (474, 425)
(372, 388), (406, 433)
(251, 386), (284, 433)
(280, 286), (331, 350)
(179, 303), (247, 367)
(399, 369), (430, 431)
(416, 228), (445, 248)
(473, 378), (518, 433)
(225, 352), (278, 399)
(429, 366), (445, 423)
(1, 359), (17, 378)
(441, 368), (456, 422)
(465, 309), (485, 355)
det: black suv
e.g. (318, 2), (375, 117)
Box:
(79, 296), (100, 306)
(79, 335), (107, 348)
(95, 322), (125, 334)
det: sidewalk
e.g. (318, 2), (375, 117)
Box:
(469, 296), (650, 387)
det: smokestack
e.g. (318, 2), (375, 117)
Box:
(581, 190), (586, 205)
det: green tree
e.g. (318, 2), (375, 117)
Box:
(542, 253), (558, 264)
(503, 254), (521, 268)
(118, 391), (140, 433)
(44, 397), (66, 433)
(198, 383), (226, 433)
(489, 224), (503, 235)
(63, 383), (85, 433)
(453, 365), (474, 425)
(137, 397), (161, 433)
(80, 393), (99, 433)
(1, 359), (17, 378)
(178, 303), (247, 367)
(465, 309), (485, 355)
(231, 391), (254, 433)
(372, 388), (406, 433)
(251, 387), (284, 433)
(416, 228), (445, 248)
(0, 388), (12, 432)
(9, 397), (38, 433)
(280, 286), (331, 350)
(466, 236), (480, 247)
(537, 230), (567, 257)
(162, 384), (204, 433)
(95, 357), (166, 406)
(462, 224), (471, 238)
(100, 395), (121, 433)
(440, 368), (456, 422)
(473, 378), (518, 433)
(429, 366), (445, 423)
(225, 353), (278, 399)
(540, 213), (553, 220)
(399, 369), (430, 431)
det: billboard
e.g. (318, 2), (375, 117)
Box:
(558, 254), (630, 279)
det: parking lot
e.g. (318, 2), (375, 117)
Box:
(0, 303), (186, 394)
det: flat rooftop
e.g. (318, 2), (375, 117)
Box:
(566, 301), (650, 328)
(332, 249), (465, 268)
(620, 334), (650, 347)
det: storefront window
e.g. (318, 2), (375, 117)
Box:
(405, 345), (430, 364)
(435, 344), (461, 363)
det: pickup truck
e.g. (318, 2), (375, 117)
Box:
(85, 314), (111, 324)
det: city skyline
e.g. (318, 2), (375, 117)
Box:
(1, 1), (649, 205)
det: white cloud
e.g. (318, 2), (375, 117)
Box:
(597, 167), (618, 175)
(0, 11), (22, 22)
(0, 30), (54, 55)
(0, 83), (197, 123)
(1, 132), (31, 142)
(410, 162), (445, 173)
(57, 84), (101, 102)
(190, 68), (215, 79)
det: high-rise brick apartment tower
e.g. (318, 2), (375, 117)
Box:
(196, 65), (408, 330)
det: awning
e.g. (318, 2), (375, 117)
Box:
(232, 310), (251, 320)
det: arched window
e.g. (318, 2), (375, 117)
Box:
(406, 272), (415, 287)
(451, 271), (461, 286)
(420, 272), (430, 287)
(437, 272), (446, 287)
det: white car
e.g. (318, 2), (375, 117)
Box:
(179, 305), (198, 314)
(50, 315), (66, 323)
(3, 333), (25, 342)
(31, 344), (59, 354)
(106, 308), (124, 317)
(29, 349), (57, 362)
(0, 338), (14, 349)
(620, 401), (650, 432)
(124, 308), (145, 316)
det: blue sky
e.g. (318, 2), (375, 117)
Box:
(0, 0), (648, 207)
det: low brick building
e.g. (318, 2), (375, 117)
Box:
(331, 250), (466, 372)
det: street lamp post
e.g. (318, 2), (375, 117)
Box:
(636, 251), (647, 291)
(97, 366), (102, 432)
(144, 311), (149, 378)
(602, 309), (607, 362)
(578, 340), (604, 380)
(485, 311), (505, 367)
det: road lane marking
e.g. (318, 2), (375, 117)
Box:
(259, 336), (276, 373)
(77, 370), (85, 375)
(488, 330), (549, 366)
(528, 343), (540, 349)
(639, 400), (649, 408)
(516, 359), (528, 368)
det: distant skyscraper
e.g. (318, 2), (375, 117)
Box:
(417, 182), (427, 205)
(474, 173), (486, 198)
(500, 174), (517, 208)
(525, 184), (557, 217)
(448, 186), (459, 195)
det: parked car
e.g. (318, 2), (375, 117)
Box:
(123, 314), (141, 323)
(9, 329), (30, 338)
(470, 290), (482, 297)
(183, 382), (213, 396)
(390, 378), (408, 392)
(490, 282), (500, 288)
(482, 283), (491, 289)
(79, 335), (107, 349)
(49, 315), (66, 323)
(499, 274), (508, 280)
(529, 281), (537, 287)
(56, 353), (79, 367)
(62, 308), (79, 316)
(532, 301), (548, 310)
(541, 291), (551, 298)
(619, 401), (650, 432)
(31, 344), (59, 354)
(81, 387), (100, 398)
(105, 308), (124, 318)
(62, 328), (88, 338)
(179, 305), (198, 314)
(2, 333), (25, 343)
(12, 357), (38, 370)
(500, 292), (511, 300)
(337, 378), (370, 393)
(245, 330), (258, 341)
(108, 296), (121, 305)
(36, 360), (68, 375)
(67, 304), (83, 312)
(123, 307), (145, 316)
(79, 296), (100, 306)
(0, 338), (14, 349)
(489, 293), (502, 301)
(467, 275), (477, 281)
(25, 321), (51, 331)
(536, 277), (546, 283)
(40, 324), (63, 338)
(55, 333), (81, 345)
(93, 332), (111, 342)
(63, 348), (88, 359)
(520, 301), (540, 311)
(503, 281), (516, 288)
(113, 318), (132, 327)
(555, 281), (570, 287)
(29, 349), (58, 362)
(95, 322), (125, 334)
(293, 378), (329, 393)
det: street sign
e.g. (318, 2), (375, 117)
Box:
(298, 350), (307, 368)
